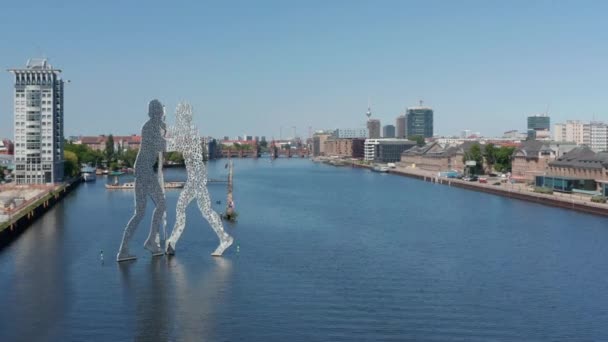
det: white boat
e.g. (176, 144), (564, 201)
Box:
(81, 166), (97, 182)
(105, 181), (185, 190)
(372, 165), (389, 172)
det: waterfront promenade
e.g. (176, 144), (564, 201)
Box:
(312, 155), (608, 217)
(388, 164), (608, 216)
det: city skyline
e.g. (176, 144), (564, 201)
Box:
(2, 1), (608, 139)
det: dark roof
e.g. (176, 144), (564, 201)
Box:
(401, 142), (470, 158)
(549, 146), (608, 169)
(514, 140), (552, 158)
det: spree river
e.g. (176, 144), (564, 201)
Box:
(1, 159), (608, 341)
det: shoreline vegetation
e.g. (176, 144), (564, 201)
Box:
(313, 157), (608, 217)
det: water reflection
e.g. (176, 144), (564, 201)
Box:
(0, 204), (68, 341)
(117, 256), (233, 342)
(119, 258), (170, 342)
(170, 257), (233, 341)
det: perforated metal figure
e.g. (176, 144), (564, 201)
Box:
(166, 103), (233, 256)
(117, 99), (167, 262)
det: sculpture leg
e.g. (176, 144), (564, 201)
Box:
(196, 187), (233, 256)
(143, 178), (166, 256)
(166, 184), (195, 255)
(117, 182), (146, 261)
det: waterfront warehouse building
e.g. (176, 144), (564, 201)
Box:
(364, 139), (416, 163)
(396, 115), (406, 138)
(367, 119), (381, 139)
(406, 106), (433, 138)
(312, 132), (332, 156)
(333, 128), (368, 139)
(8, 59), (65, 184)
(383, 125), (396, 138)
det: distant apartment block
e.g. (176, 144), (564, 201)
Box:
(364, 139), (416, 163)
(9, 58), (65, 184)
(383, 125), (395, 138)
(587, 122), (608, 151)
(367, 119), (381, 139)
(76, 135), (142, 152)
(406, 105), (433, 138)
(554, 120), (608, 151)
(554, 120), (584, 144)
(333, 128), (368, 139)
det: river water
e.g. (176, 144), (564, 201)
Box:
(1, 158), (608, 341)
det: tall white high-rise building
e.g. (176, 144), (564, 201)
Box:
(8, 58), (65, 184)
(588, 121), (608, 151)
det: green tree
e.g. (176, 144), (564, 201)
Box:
(65, 142), (104, 167)
(122, 148), (139, 168)
(408, 135), (425, 147)
(0, 166), (5, 182)
(463, 143), (484, 175)
(64, 150), (79, 178)
(165, 151), (184, 164)
(259, 140), (268, 149)
(483, 143), (496, 171)
(109, 161), (119, 171)
(494, 146), (516, 172)
(105, 134), (115, 160)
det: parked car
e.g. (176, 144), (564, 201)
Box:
(463, 175), (478, 182)
(479, 177), (488, 183)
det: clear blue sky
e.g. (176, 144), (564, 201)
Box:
(1, 0), (607, 139)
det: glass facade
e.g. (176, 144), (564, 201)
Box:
(406, 107), (433, 138)
(535, 176), (596, 193)
(528, 116), (550, 131)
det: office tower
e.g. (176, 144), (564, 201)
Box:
(367, 120), (381, 139)
(383, 124), (395, 138)
(396, 114), (406, 138)
(406, 103), (433, 138)
(527, 114), (550, 140)
(9, 58), (64, 184)
(333, 128), (369, 139)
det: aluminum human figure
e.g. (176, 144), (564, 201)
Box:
(165, 103), (233, 256)
(117, 99), (167, 262)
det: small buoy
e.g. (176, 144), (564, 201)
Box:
(236, 245), (240, 253)
(100, 250), (104, 263)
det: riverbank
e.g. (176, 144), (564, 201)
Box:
(319, 159), (608, 217)
(0, 178), (81, 248)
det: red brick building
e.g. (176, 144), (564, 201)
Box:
(76, 135), (142, 151)
(0, 139), (14, 155)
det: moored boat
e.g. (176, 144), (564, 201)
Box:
(372, 165), (389, 173)
(81, 166), (97, 182)
(105, 181), (185, 190)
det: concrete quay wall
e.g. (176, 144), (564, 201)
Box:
(0, 179), (81, 249)
(387, 168), (608, 217)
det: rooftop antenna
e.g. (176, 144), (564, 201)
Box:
(419, 99), (424, 107)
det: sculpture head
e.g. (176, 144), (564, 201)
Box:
(176, 103), (193, 125)
(148, 99), (164, 121)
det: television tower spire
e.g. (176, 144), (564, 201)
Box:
(366, 98), (372, 119)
